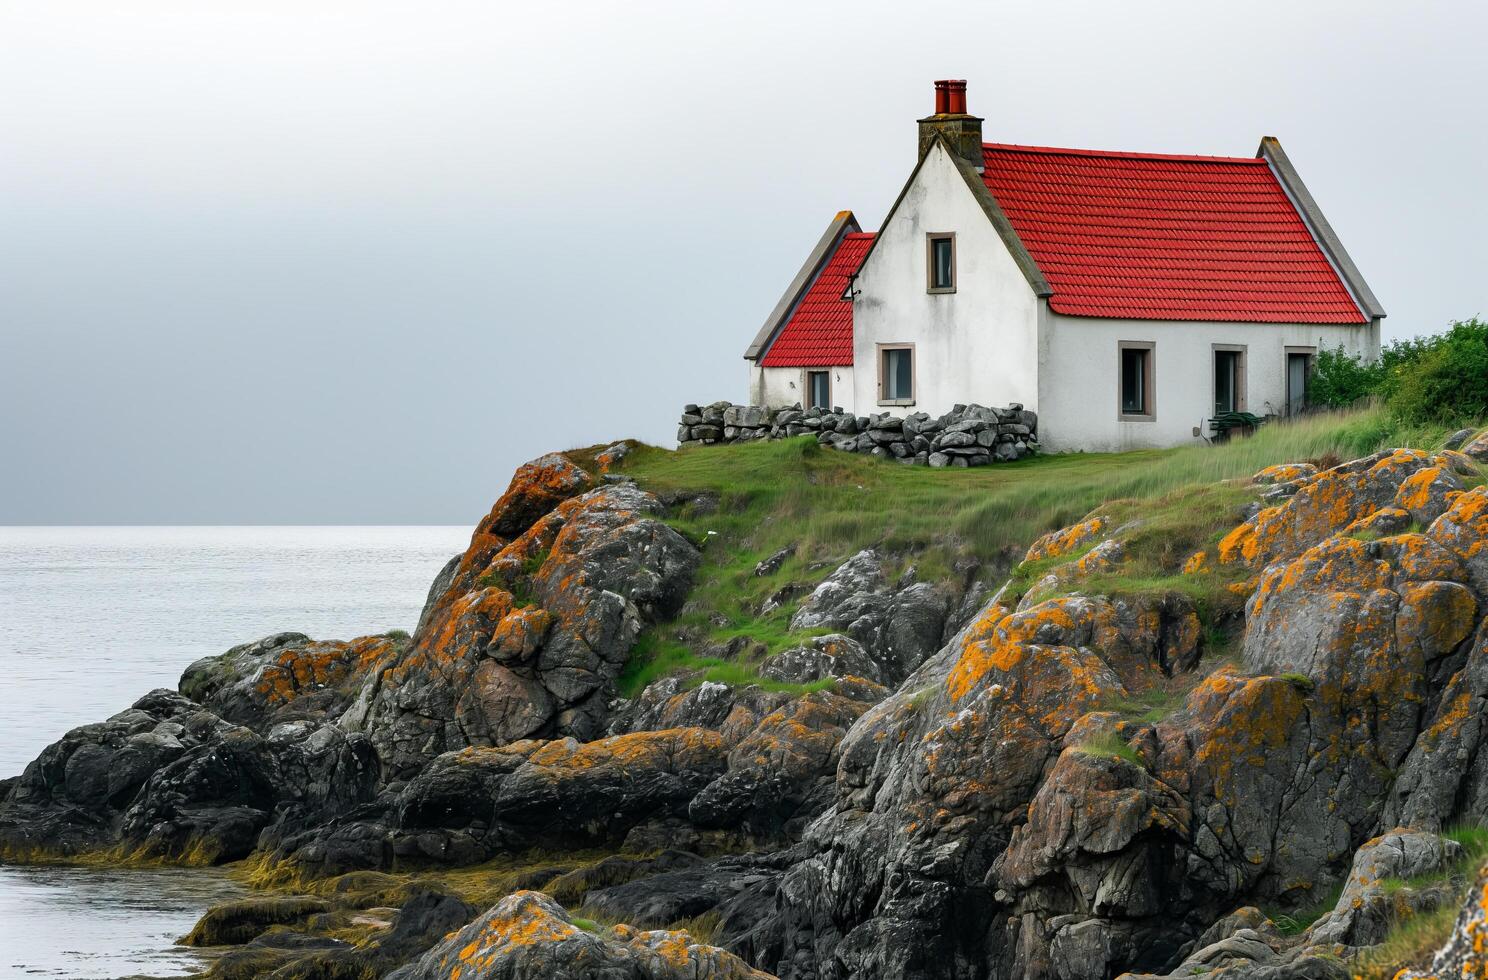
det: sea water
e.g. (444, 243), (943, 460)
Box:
(0, 525), (467, 978)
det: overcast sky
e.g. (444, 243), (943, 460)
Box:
(2, 1), (1484, 524)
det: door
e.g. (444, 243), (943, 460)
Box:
(1287, 353), (1311, 416)
(1214, 350), (1242, 415)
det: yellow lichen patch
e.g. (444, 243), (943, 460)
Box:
(1190, 673), (1306, 806)
(1430, 488), (1488, 567)
(1223, 451), (1443, 570)
(1217, 515), (1266, 566)
(1420, 687), (1475, 751)
(1394, 467), (1451, 515)
(486, 606), (554, 663)
(524, 727), (725, 774)
(944, 601), (1079, 702)
(253, 635), (395, 707)
(1434, 448), (1480, 476)
(1252, 462), (1318, 485)
(1024, 515), (1109, 563)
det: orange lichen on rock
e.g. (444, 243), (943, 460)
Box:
(1252, 462), (1318, 485)
(439, 453), (595, 617)
(254, 635), (395, 707)
(1428, 487), (1488, 578)
(1189, 673), (1307, 806)
(944, 602), (1064, 702)
(523, 727), (725, 774)
(400, 889), (774, 978)
(1221, 450), (1446, 570)
(1024, 515), (1110, 563)
(1393, 465), (1465, 525)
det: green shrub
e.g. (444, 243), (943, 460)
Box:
(1310, 345), (1389, 409)
(1310, 319), (1488, 426)
(1390, 319), (1488, 423)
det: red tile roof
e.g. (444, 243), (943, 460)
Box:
(981, 143), (1367, 323)
(759, 232), (875, 366)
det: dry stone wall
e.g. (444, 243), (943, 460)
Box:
(677, 401), (1037, 467)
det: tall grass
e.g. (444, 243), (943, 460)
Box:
(1353, 825), (1488, 978)
(626, 405), (1452, 567)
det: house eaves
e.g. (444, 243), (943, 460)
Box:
(744, 211), (861, 361)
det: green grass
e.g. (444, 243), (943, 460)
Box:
(1103, 687), (1187, 724)
(1265, 880), (1348, 936)
(1354, 900), (1462, 979)
(905, 684), (937, 711)
(1073, 731), (1145, 768)
(1309, 825), (1488, 977)
(1445, 824), (1488, 859)
(667, 909), (723, 944)
(1280, 672), (1315, 692)
(616, 633), (836, 699)
(612, 405), (1461, 695)
(477, 547), (551, 608)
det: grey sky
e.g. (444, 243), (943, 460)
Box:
(2, 0), (1484, 524)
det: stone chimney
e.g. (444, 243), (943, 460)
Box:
(918, 79), (984, 171)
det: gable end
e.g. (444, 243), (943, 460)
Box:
(744, 211), (860, 361)
(1258, 137), (1386, 320)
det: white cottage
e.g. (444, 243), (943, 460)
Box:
(744, 80), (1383, 452)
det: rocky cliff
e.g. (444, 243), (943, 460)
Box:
(4, 430), (1488, 979)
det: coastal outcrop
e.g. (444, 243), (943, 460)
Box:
(6, 431), (1488, 980)
(388, 889), (772, 979)
(0, 687), (379, 864)
(348, 462), (702, 777)
(733, 446), (1488, 979)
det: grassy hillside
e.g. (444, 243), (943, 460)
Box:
(611, 406), (1472, 695)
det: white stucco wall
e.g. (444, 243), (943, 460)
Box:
(1036, 312), (1380, 452)
(749, 364), (856, 412)
(850, 143), (1041, 418)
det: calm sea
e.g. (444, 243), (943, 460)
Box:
(0, 525), (468, 978)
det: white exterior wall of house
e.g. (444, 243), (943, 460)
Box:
(850, 143), (1040, 419)
(1036, 312), (1380, 452)
(749, 364), (856, 411)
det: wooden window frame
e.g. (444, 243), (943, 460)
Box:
(926, 233), (956, 294)
(1284, 345), (1316, 416)
(1212, 343), (1248, 415)
(877, 343), (916, 407)
(1118, 341), (1156, 421)
(803, 369), (832, 411)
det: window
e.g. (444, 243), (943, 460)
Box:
(926, 233), (955, 292)
(1119, 342), (1154, 419)
(1285, 347), (1314, 416)
(879, 345), (914, 404)
(806, 370), (831, 410)
(1213, 346), (1247, 415)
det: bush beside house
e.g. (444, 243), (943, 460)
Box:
(1312, 318), (1488, 423)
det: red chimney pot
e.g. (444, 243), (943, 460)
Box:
(947, 79), (967, 115)
(933, 80), (951, 115)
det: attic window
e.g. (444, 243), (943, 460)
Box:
(927, 233), (956, 293)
